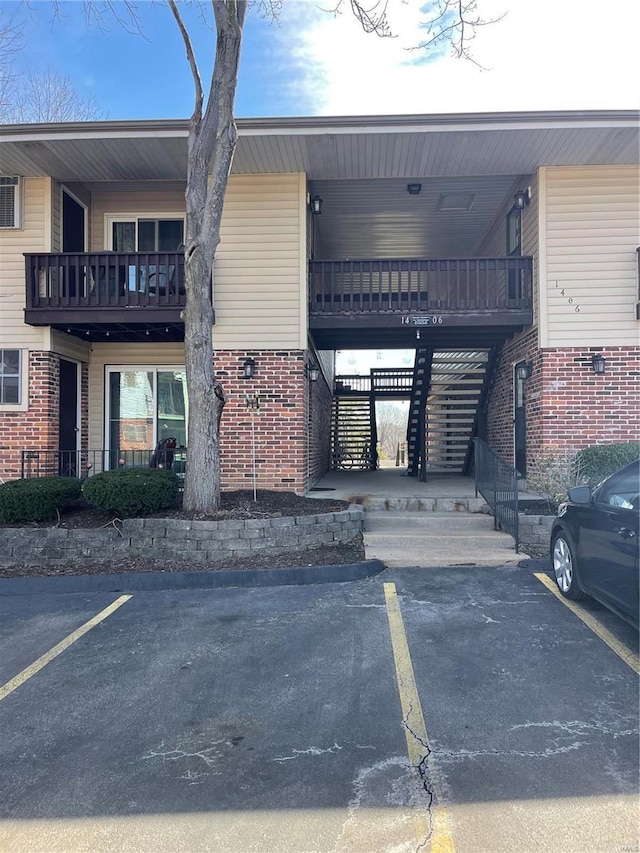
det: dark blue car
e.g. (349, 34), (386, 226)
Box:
(550, 460), (639, 629)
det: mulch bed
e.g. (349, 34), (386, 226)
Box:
(0, 490), (367, 578)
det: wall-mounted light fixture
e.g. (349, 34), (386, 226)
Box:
(516, 360), (532, 380)
(310, 195), (323, 215)
(407, 183), (422, 195)
(305, 363), (320, 382)
(591, 353), (606, 374)
(242, 357), (256, 379)
(513, 188), (531, 210)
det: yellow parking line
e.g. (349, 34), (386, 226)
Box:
(0, 595), (132, 703)
(534, 573), (639, 675)
(384, 582), (456, 853)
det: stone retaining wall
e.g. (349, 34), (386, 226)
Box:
(518, 514), (555, 553)
(0, 509), (364, 568)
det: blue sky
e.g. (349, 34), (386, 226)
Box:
(3, 0), (639, 120)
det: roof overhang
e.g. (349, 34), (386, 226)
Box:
(0, 110), (637, 183)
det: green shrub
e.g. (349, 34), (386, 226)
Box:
(576, 442), (640, 486)
(0, 476), (82, 523)
(82, 468), (179, 516)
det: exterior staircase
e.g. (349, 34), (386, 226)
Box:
(425, 350), (490, 473)
(406, 348), (433, 478)
(407, 348), (492, 477)
(331, 395), (377, 469)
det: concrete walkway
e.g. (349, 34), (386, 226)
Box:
(308, 467), (523, 568)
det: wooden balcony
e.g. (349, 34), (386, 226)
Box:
(25, 252), (190, 341)
(309, 257), (533, 346)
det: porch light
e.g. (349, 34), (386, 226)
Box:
(591, 353), (606, 374)
(514, 188), (531, 209)
(516, 361), (532, 380)
(310, 195), (323, 215)
(306, 363), (319, 381)
(407, 183), (422, 195)
(242, 357), (256, 379)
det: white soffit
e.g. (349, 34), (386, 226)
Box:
(0, 111), (637, 182)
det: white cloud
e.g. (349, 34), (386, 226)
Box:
(279, 0), (640, 114)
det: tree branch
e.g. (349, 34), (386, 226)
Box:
(168, 0), (204, 122)
(408, 0), (504, 67)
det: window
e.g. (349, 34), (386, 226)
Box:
(596, 465), (640, 511)
(0, 177), (21, 229)
(111, 218), (184, 252)
(0, 349), (21, 404)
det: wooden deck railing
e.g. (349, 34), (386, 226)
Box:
(25, 252), (186, 311)
(309, 257), (532, 314)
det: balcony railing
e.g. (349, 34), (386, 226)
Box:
(25, 252), (186, 315)
(309, 257), (532, 314)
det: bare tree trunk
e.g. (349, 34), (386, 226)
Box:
(170, 0), (247, 512)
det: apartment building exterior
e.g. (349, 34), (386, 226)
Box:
(0, 111), (638, 490)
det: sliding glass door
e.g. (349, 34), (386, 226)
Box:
(107, 368), (187, 466)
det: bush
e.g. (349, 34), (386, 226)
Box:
(0, 476), (82, 523)
(575, 442), (640, 486)
(525, 448), (585, 509)
(82, 468), (179, 517)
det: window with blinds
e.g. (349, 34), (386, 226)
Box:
(0, 177), (20, 228)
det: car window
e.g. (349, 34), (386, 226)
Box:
(596, 466), (640, 511)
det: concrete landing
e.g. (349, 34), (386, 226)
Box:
(364, 511), (520, 568)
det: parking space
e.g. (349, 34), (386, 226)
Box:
(0, 566), (638, 853)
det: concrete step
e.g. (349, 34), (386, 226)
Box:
(359, 496), (489, 512)
(365, 511), (494, 531)
(363, 512), (518, 568)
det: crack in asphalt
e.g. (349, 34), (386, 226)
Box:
(401, 698), (435, 853)
(510, 719), (639, 738)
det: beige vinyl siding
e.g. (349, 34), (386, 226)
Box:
(51, 330), (91, 362)
(90, 188), (186, 249)
(90, 174), (305, 349)
(88, 343), (185, 451)
(0, 176), (49, 349)
(545, 165), (640, 347)
(215, 174), (303, 349)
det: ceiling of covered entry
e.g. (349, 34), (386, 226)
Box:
(309, 174), (520, 258)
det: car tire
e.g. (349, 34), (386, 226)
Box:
(551, 531), (585, 601)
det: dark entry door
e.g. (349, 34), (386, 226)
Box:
(62, 191), (85, 298)
(514, 363), (527, 476)
(59, 359), (78, 476)
(62, 191), (85, 252)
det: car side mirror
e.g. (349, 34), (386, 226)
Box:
(567, 485), (592, 504)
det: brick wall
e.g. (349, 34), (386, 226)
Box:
(0, 352), (60, 480)
(214, 350), (308, 493)
(486, 336), (640, 468)
(486, 328), (541, 465)
(308, 370), (332, 485)
(541, 346), (640, 448)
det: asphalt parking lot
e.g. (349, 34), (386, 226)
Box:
(1, 565), (638, 853)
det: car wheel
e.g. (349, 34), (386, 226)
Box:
(552, 531), (585, 600)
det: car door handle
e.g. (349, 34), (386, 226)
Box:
(617, 527), (636, 539)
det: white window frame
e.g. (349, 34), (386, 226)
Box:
(0, 177), (22, 230)
(0, 348), (28, 411)
(104, 213), (185, 251)
(104, 365), (188, 454)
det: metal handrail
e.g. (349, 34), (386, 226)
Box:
(473, 437), (520, 551)
(20, 447), (187, 486)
